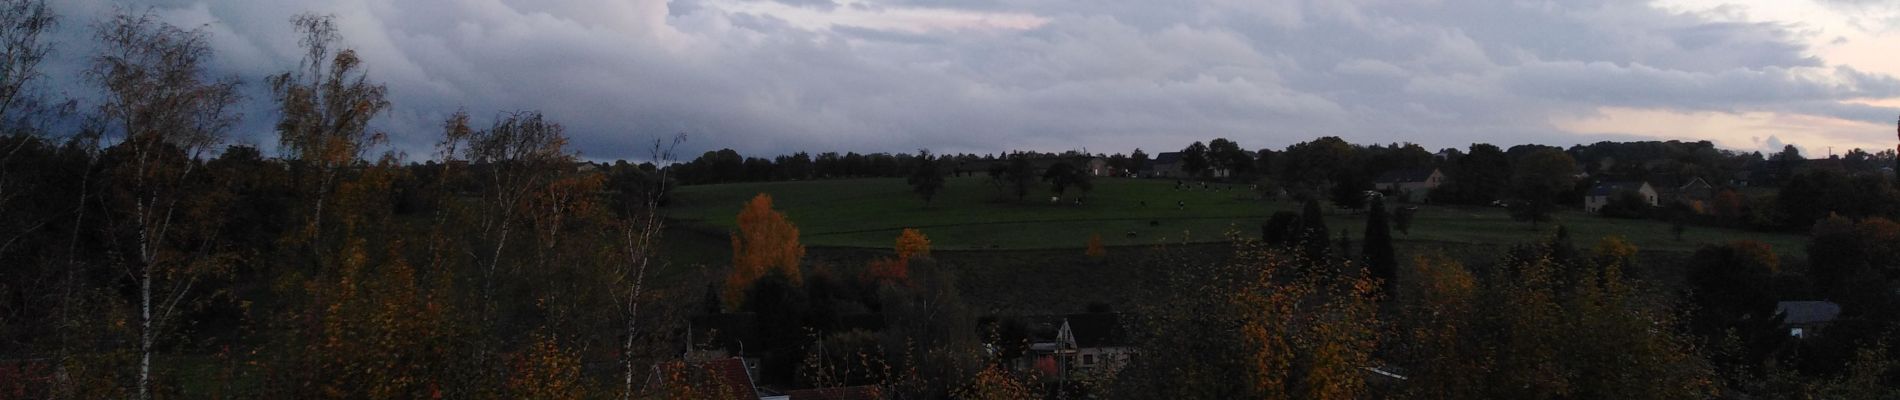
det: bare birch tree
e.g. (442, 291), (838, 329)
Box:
(87, 12), (240, 400)
(620, 134), (681, 400)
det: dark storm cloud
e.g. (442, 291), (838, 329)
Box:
(31, 0), (1900, 160)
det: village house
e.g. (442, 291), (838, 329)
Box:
(1017, 313), (1135, 378)
(1372, 168), (1445, 203)
(1775, 301), (1842, 339)
(1143, 152), (1231, 178)
(1087, 157), (1111, 176)
(1147, 152), (1184, 177)
(1584, 181), (1658, 213)
(1665, 177), (1716, 212)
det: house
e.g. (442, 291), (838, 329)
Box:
(1372, 168), (1445, 203)
(1016, 313), (1135, 377)
(1669, 177), (1716, 212)
(1086, 157), (1111, 176)
(1063, 313), (1135, 374)
(1584, 181), (1657, 213)
(1147, 152), (1184, 177)
(1775, 301), (1842, 339)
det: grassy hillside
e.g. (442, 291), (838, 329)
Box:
(666, 176), (1808, 257)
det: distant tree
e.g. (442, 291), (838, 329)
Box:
(1363, 197), (1396, 294)
(907, 149), (945, 206)
(1280, 136), (1358, 192)
(1773, 144), (1804, 184)
(1299, 199), (1331, 262)
(1328, 169), (1371, 210)
(1442, 143), (1510, 205)
(1262, 211), (1299, 246)
(815, 152), (841, 177)
(1392, 206), (1416, 235)
(1365, 142), (1434, 175)
(1181, 141), (1210, 178)
(988, 151), (1033, 200)
(1711, 189), (1745, 223)
(1598, 189), (1651, 219)
(1086, 233), (1106, 261)
(1337, 228), (1353, 258)
(1254, 149), (1277, 178)
(1042, 161), (1092, 198)
(775, 151), (813, 180)
(1106, 153), (1129, 176)
(1509, 148), (1578, 228)
(727, 193), (805, 308)
(1130, 148), (1150, 174)
(1208, 138), (1249, 179)
(895, 228), (931, 260)
(1254, 177), (1283, 201)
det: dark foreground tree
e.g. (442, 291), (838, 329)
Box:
(1363, 197), (1396, 294)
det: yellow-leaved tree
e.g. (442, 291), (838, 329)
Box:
(726, 193), (805, 308)
(896, 228), (932, 260)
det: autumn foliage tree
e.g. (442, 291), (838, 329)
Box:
(269, 14), (390, 251)
(869, 228), (932, 285)
(727, 193), (805, 308)
(895, 227), (931, 260)
(87, 11), (242, 399)
(1085, 233), (1106, 261)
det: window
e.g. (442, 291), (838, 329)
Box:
(1790, 328), (1805, 338)
(1083, 354), (1095, 365)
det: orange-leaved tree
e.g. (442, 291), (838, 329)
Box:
(868, 228), (930, 285)
(896, 228), (931, 260)
(1085, 233), (1106, 260)
(726, 193), (804, 308)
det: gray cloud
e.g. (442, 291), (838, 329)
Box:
(33, 0), (1900, 160)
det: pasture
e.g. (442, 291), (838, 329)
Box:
(665, 176), (1809, 256)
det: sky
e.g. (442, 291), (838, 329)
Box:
(34, 0), (1900, 160)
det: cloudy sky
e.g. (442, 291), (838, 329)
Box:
(39, 0), (1900, 160)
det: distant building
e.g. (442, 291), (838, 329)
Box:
(1016, 313), (1135, 377)
(1087, 157), (1111, 176)
(1148, 152), (1185, 177)
(1584, 181), (1657, 213)
(1373, 168), (1445, 203)
(1667, 177), (1716, 212)
(1775, 300), (1842, 339)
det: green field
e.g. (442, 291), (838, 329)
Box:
(664, 177), (1808, 256)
